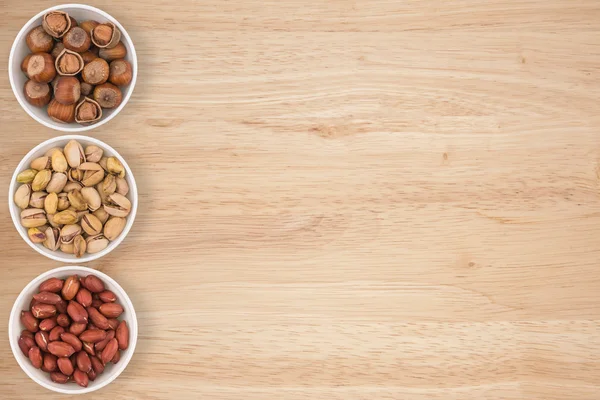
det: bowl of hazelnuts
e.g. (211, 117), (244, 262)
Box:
(8, 4), (137, 132)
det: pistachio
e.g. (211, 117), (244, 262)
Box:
(64, 140), (85, 168)
(43, 227), (60, 251)
(53, 210), (78, 225)
(31, 156), (51, 170)
(103, 217), (126, 241)
(86, 234), (109, 254)
(14, 184), (32, 209)
(47, 214), (61, 229)
(81, 187), (101, 211)
(44, 192), (58, 214)
(93, 207), (109, 224)
(60, 241), (75, 254)
(51, 151), (68, 173)
(73, 235), (87, 258)
(115, 177), (129, 196)
(84, 145), (103, 163)
(68, 168), (84, 182)
(63, 181), (83, 192)
(75, 210), (89, 223)
(17, 169), (38, 184)
(79, 163), (104, 187)
(32, 170), (52, 191)
(28, 227), (47, 243)
(45, 147), (63, 157)
(98, 157), (108, 171)
(103, 193), (131, 217)
(96, 182), (109, 205)
(81, 214), (103, 236)
(46, 172), (68, 193)
(21, 208), (47, 228)
(57, 193), (70, 211)
(101, 174), (116, 196)
(60, 224), (82, 244)
(106, 157), (125, 178)
(29, 191), (48, 208)
(67, 189), (87, 211)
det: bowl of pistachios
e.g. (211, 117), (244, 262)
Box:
(8, 136), (137, 263)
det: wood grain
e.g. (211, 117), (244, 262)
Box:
(1, 1), (600, 398)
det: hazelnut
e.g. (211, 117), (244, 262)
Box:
(54, 76), (81, 105)
(63, 27), (90, 53)
(42, 11), (71, 38)
(26, 26), (54, 53)
(47, 99), (75, 123)
(21, 54), (32, 76)
(23, 80), (51, 107)
(91, 23), (120, 49)
(55, 49), (84, 76)
(80, 51), (96, 64)
(51, 42), (65, 59)
(27, 52), (56, 83)
(79, 20), (99, 35)
(80, 82), (94, 97)
(82, 58), (109, 85)
(98, 42), (127, 62)
(75, 97), (102, 125)
(93, 83), (122, 109)
(108, 60), (132, 86)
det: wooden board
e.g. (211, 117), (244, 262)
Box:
(1, 1), (600, 398)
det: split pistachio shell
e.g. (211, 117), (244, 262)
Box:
(75, 210), (89, 223)
(15, 184), (32, 209)
(96, 182), (109, 205)
(67, 189), (87, 211)
(28, 227), (47, 243)
(104, 193), (131, 217)
(53, 209), (78, 225)
(68, 168), (84, 182)
(47, 214), (61, 229)
(106, 157), (125, 178)
(32, 170), (52, 191)
(60, 241), (75, 254)
(79, 163), (104, 186)
(43, 227), (60, 251)
(98, 157), (108, 171)
(115, 177), (129, 196)
(29, 192), (48, 208)
(104, 217), (126, 241)
(81, 187), (101, 211)
(63, 181), (83, 192)
(84, 145), (103, 163)
(44, 192), (58, 214)
(101, 174), (116, 196)
(60, 224), (81, 244)
(21, 208), (47, 228)
(51, 151), (68, 173)
(46, 172), (68, 193)
(81, 214), (103, 235)
(31, 156), (51, 170)
(93, 207), (109, 224)
(86, 234), (109, 254)
(64, 140), (85, 168)
(57, 193), (70, 211)
(17, 169), (38, 184)
(73, 235), (86, 258)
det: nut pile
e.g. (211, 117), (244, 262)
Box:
(18, 274), (129, 387)
(21, 11), (132, 125)
(14, 139), (132, 258)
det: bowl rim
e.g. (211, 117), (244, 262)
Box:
(8, 135), (138, 263)
(8, 3), (138, 132)
(8, 265), (138, 394)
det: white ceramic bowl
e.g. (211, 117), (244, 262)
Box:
(8, 135), (138, 263)
(9, 266), (138, 394)
(8, 4), (137, 132)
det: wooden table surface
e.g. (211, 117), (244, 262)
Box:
(1, 1), (600, 399)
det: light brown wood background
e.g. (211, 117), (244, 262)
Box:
(1, 0), (600, 399)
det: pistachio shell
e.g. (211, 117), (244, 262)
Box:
(14, 184), (32, 209)
(57, 193), (70, 211)
(84, 145), (103, 163)
(28, 227), (47, 243)
(31, 156), (51, 170)
(115, 177), (129, 196)
(104, 193), (131, 217)
(44, 192), (58, 214)
(67, 189), (87, 211)
(53, 209), (77, 225)
(73, 235), (86, 258)
(75, 210), (89, 223)
(81, 187), (101, 211)
(46, 172), (68, 193)
(81, 214), (103, 236)
(43, 227), (60, 251)
(47, 214), (61, 229)
(17, 169), (38, 183)
(101, 174), (116, 196)
(92, 207), (109, 224)
(98, 157), (108, 171)
(103, 217), (126, 241)
(32, 170), (52, 191)
(51, 151), (68, 173)
(60, 224), (81, 244)
(68, 168), (84, 182)
(21, 208), (47, 228)
(64, 140), (85, 168)
(86, 234), (109, 254)
(63, 181), (83, 192)
(60, 241), (75, 254)
(44, 147), (63, 157)
(29, 192), (48, 208)
(106, 157), (125, 178)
